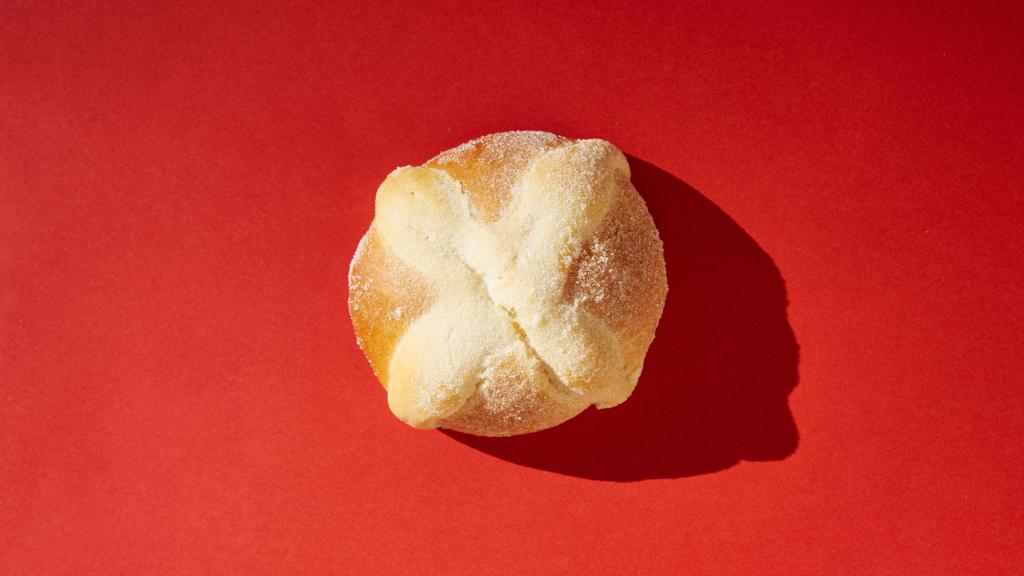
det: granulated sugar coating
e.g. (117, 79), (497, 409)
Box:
(427, 131), (566, 222)
(348, 230), (434, 384)
(348, 131), (667, 436)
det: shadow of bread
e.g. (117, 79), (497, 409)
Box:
(444, 156), (800, 481)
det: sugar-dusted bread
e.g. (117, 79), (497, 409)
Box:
(348, 131), (667, 436)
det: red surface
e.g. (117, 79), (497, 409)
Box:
(2, 1), (1022, 574)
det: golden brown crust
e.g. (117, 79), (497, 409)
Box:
(348, 227), (433, 385)
(436, 351), (586, 436)
(564, 172), (668, 377)
(426, 131), (567, 222)
(348, 131), (667, 436)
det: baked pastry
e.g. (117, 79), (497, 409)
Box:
(348, 131), (667, 436)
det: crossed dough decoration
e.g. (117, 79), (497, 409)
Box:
(349, 132), (667, 436)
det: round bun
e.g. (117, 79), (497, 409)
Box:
(348, 131), (667, 436)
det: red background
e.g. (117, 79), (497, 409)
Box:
(3, 1), (1023, 574)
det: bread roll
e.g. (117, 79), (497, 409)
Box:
(348, 131), (667, 436)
